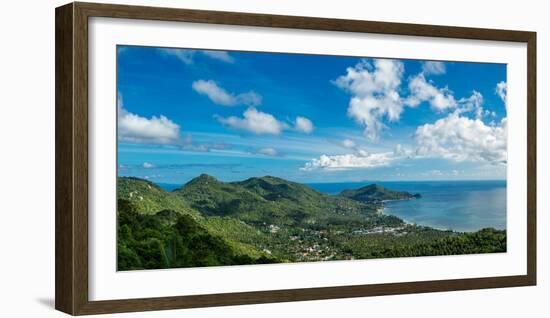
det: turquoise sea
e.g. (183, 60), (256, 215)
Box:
(308, 180), (506, 232)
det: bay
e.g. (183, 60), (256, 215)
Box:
(309, 180), (506, 232)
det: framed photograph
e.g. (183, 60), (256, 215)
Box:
(55, 2), (536, 315)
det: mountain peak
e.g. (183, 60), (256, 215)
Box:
(175, 174), (222, 191)
(360, 184), (385, 190)
(118, 176), (163, 191)
(190, 173), (219, 183)
(241, 175), (286, 184)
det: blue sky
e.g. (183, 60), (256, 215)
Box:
(117, 45), (508, 184)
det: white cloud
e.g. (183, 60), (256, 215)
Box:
(216, 109), (313, 136)
(393, 144), (414, 158)
(341, 139), (356, 148)
(405, 74), (457, 111)
(142, 162), (155, 169)
(422, 61), (446, 75)
(192, 80), (235, 105)
(334, 58), (405, 141)
(444, 90), (493, 119)
(496, 81), (507, 109)
(201, 50), (234, 63)
(236, 91), (263, 107)
(158, 48), (194, 64)
(192, 80), (262, 107)
(335, 59), (504, 145)
(118, 98), (181, 145)
(301, 149), (394, 171)
(257, 147), (279, 156)
(457, 91), (485, 119)
(334, 59), (496, 142)
(158, 48), (234, 64)
(216, 107), (287, 135)
(295, 116), (314, 134)
(415, 112), (507, 163)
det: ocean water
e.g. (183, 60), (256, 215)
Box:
(157, 182), (182, 192)
(309, 180), (506, 232)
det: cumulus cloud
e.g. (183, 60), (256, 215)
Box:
(158, 48), (234, 64)
(118, 99), (181, 145)
(422, 61), (446, 75)
(334, 58), (405, 141)
(216, 107), (287, 135)
(192, 80), (262, 107)
(117, 95), (245, 153)
(335, 59), (504, 145)
(256, 147), (279, 157)
(301, 142), (419, 171)
(301, 149), (394, 171)
(192, 80), (234, 105)
(295, 116), (314, 134)
(216, 109), (313, 136)
(496, 81), (507, 109)
(415, 112), (507, 163)
(405, 74), (457, 111)
(142, 162), (155, 169)
(457, 91), (485, 119)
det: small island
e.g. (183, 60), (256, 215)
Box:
(340, 184), (422, 203)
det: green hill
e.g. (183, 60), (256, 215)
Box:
(235, 176), (323, 203)
(117, 177), (199, 217)
(174, 174), (379, 226)
(174, 174), (270, 218)
(340, 184), (421, 203)
(117, 199), (277, 270)
(117, 176), (278, 264)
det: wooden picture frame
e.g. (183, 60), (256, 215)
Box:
(55, 2), (536, 315)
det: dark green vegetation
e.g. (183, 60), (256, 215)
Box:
(117, 175), (506, 270)
(117, 199), (277, 270)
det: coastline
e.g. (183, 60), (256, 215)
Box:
(380, 205), (451, 232)
(380, 203), (505, 233)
